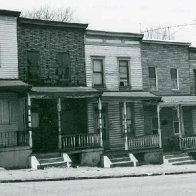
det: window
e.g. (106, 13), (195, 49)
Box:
(152, 117), (158, 134)
(119, 60), (129, 87)
(93, 59), (104, 86)
(121, 103), (134, 136)
(56, 52), (70, 81)
(0, 100), (11, 124)
(170, 68), (178, 89)
(27, 51), (39, 81)
(173, 108), (179, 134)
(148, 67), (157, 89)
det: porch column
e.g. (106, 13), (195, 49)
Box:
(177, 104), (184, 150)
(157, 104), (162, 148)
(123, 102), (128, 150)
(57, 98), (62, 150)
(27, 93), (32, 148)
(98, 97), (103, 147)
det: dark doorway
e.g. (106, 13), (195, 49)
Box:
(32, 99), (58, 152)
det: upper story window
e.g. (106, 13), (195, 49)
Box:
(148, 67), (157, 90)
(92, 58), (104, 86)
(56, 52), (70, 81)
(0, 100), (11, 124)
(170, 68), (179, 90)
(27, 51), (39, 81)
(119, 60), (129, 87)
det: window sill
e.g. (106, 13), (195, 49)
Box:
(172, 89), (180, 91)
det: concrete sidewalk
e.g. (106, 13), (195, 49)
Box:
(1, 164), (196, 183)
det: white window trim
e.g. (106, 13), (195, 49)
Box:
(171, 68), (179, 90)
(148, 66), (158, 91)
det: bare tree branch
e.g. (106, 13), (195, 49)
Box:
(21, 5), (75, 22)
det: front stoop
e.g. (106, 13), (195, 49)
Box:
(31, 152), (72, 169)
(102, 151), (138, 168)
(164, 152), (196, 165)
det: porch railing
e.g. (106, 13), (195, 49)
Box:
(61, 133), (101, 150)
(128, 134), (159, 150)
(180, 136), (196, 150)
(0, 131), (29, 148)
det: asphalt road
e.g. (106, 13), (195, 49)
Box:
(0, 174), (196, 196)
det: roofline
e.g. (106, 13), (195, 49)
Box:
(18, 17), (88, 29)
(189, 47), (196, 51)
(0, 9), (20, 17)
(86, 29), (144, 39)
(143, 39), (191, 46)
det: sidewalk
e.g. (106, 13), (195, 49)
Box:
(1, 164), (196, 183)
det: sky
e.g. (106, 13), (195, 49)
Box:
(1, 0), (196, 46)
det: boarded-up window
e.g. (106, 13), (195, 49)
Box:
(121, 103), (134, 136)
(152, 117), (158, 134)
(27, 51), (39, 81)
(93, 59), (104, 86)
(0, 100), (11, 124)
(170, 68), (178, 89)
(173, 108), (179, 134)
(56, 52), (70, 80)
(119, 60), (129, 86)
(148, 67), (157, 89)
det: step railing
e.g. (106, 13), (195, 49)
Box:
(61, 133), (101, 150)
(0, 131), (29, 148)
(180, 136), (196, 150)
(128, 134), (159, 150)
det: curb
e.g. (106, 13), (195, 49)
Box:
(0, 171), (196, 183)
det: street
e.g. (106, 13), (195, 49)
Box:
(0, 174), (196, 196)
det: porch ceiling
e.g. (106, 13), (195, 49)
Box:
(0, 80), (30, 92)
(31, 86), (101, 98)
(102, 91), (161, 101)
(161, 96), (196, 106)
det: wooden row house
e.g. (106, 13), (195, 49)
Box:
(0, 10), (31, 168)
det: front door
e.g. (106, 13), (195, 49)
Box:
(32, 99), (58, 152)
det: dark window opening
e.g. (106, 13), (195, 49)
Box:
(93, 59), (104, 86)
(148, 67), (157, 89)
(170, 68), (178, 89)
(119, 60), (129, 87)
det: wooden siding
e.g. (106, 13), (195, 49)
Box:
(192, 108), (196, 135)
(0, 93), (24, 132)
(0, 16), (18, 79)
(189, 60), (196, 95)
(85, 42), (143, 91)
(134, 102), (145, 136)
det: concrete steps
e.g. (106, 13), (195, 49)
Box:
(31, 152), (72, 169)
(164, 152), (196, 165)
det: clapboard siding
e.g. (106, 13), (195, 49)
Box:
(189, 61), (196, 95)
(85, 43), (143, 91)
(134, 103), (145, 136)
(0, 16), (18, 79)
(108, 102), (124, 150)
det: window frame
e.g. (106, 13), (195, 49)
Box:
(91, 56), (105, 87)
(148, 66), (158, 90)
(118, 58), (130, 87)
(172, 108), (179, 135)
(170, 68), (179, 90)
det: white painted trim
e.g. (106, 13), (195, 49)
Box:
(129, 153), (138, 167)
(30, 156), (40, 169)
(102, 155), (112, 168)
(62, 153), (72, 168)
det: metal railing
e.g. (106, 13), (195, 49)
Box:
(180, 136), (196, 150)
(128, 134), (159, 150)
(0, 131), (29, 148)
(61, 133), (101, 150)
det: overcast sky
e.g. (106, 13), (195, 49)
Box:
(1, 0), (196, 46)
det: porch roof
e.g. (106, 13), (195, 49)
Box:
(31, 86), (101, 98)
(161, 96), (196, 106)
(0, 80), (30, 92)
(102, 91), (161, 101)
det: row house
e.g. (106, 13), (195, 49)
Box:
(142, 40), (196, 155)
(85, 30), (163, 166)
(0, 10), (31, 168)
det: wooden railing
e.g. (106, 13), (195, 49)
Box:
(61, 133), (101, 150)
(0, 131), (29, 148)
(128, 134), (159, 150)
(180, 137), (196, 150)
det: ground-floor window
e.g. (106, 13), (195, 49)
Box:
(151, 117), (158, 134)
(0, 99), (11, 124)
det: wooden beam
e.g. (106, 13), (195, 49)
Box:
(27, 93), (32, 148)
(157, 104), (162, 148)
(98, 97), (103, 147)
(124, 102), (128, 150)
(57, 97), (62, 150)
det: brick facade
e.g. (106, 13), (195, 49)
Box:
(142, 41), (191, 96)
(17, 18), (87, 86)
